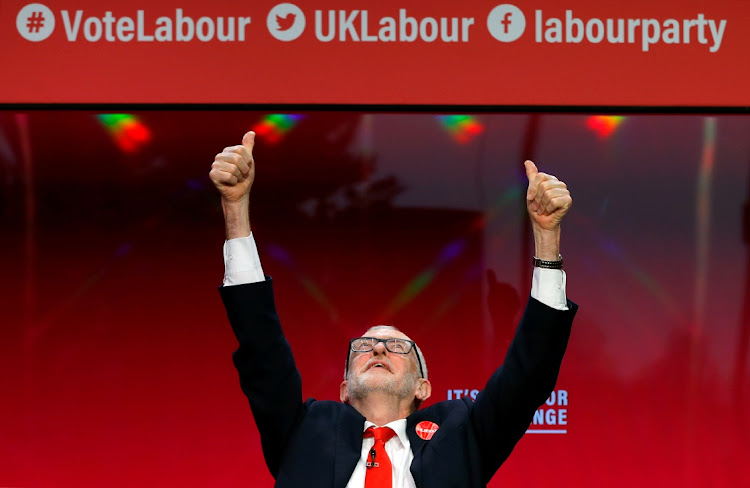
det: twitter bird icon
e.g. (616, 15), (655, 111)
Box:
(267, 3), (305, 41)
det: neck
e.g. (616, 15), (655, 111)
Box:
(350, 391), (414, 426)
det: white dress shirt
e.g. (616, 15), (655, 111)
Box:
(221, 233), (569, 487)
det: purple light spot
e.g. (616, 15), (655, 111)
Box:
(600, 237), (624, 259)
(186, 179), (204, 190)
(438, 239), (467, 264)
(265, 243), (294, 266)
(116, 242), (133, 257)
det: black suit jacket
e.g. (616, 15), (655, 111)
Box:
(220, 279), (577, 488)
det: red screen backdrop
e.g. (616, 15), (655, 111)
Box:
(1, 111), (749, 486)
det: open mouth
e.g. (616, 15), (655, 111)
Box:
(366, 362), (391, 372)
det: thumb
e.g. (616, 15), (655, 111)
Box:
(524, 160), (538, 181)
(242, 131), (256, 152)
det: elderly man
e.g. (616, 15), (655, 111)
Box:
(211, 131), (577, 488)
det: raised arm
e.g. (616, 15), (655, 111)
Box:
(211, 132), (304, 477)
(471, 160), (576, 483)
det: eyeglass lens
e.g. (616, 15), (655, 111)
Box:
(352, 337), (411, 354)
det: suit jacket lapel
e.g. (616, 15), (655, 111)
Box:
(406, 412), (432, 488)
(334, 404), (366, 488)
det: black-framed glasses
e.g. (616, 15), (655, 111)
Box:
(351, 337), (415, 354)
(346, 337), (425, 379)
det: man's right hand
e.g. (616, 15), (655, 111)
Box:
(210, 131), (256, 239)
(209, 131), (256, 204)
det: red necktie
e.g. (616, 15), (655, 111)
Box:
(363, 426), (396, 488)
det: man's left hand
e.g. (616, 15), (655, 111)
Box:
(524, 160), (572, 232)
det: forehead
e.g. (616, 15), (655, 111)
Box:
(363, 326), (411, 342)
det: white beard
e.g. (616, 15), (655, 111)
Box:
(347, 368), (417, 401)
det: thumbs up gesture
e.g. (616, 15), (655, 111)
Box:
(524, 160), (572, 232)
(209, 131), (256, 204)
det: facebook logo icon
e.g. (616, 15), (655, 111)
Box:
(487, 4), (526, 42)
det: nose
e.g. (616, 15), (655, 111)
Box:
(371, 340), (388, 355)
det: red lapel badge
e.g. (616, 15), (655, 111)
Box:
(415, 421), (439, 440)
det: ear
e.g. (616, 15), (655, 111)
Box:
(415, 378), (432, 402)
(340, 380), (350, 403)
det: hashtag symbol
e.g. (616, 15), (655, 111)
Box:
(26, 11), (45, 33)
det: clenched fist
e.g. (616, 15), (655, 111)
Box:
(210, 131), (256, 203)
(524, 160), (572, 232)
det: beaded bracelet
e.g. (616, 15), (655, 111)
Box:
(533, 255), (563, 269)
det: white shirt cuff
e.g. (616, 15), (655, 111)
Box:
(223, 233), (265, 286)
(531, 268), (568, 311)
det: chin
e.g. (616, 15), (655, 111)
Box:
(348, 372), (415, 399)
(357, 375), (395, 392)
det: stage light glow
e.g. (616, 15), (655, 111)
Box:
(265, 242), (339, 320)
(426, 262), (483, 325)
(586, 115), (626, 138)
(97, 114), (151, 153)
(437, 115), (484, 144)
(694, 117), (717, 331)
(381, 237), (468, 319)
(251, 114), (304, 144)
(378, 185), (522, 322)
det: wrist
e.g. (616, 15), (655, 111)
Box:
(532, 225), (561, 261)
(222, 197), (251, 240)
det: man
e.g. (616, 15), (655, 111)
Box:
(211, 131), (577, 487)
